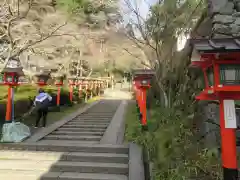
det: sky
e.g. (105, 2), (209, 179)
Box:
(120, 0), (157, 24)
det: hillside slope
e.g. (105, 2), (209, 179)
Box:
(0, 0), (144, 77)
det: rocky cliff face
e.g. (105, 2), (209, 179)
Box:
(209, 0), (240, 37)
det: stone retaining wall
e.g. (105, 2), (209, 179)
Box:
(209, 0), (240, 37)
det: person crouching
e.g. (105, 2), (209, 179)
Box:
(34, 88), (52, 128)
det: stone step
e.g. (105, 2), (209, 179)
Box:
(39, 140), (98, 144)
(51, 131), (104, 136)
(77, 115), (114, 117)
(0, 142), (129, 154)
(83, 109), (118, 111)
(81, 112), (116, 114)
(44, 135), (102, 141)
(0, 151), (129, 163)
(84, 110), (117, 113)
(74, 118), (112, 121)
(57, 172), (128, 180)
(78, 114), (114, 116)
(0, 170), (128, 180)
(70, 121), (111, 124)
(68, 119), (111, 124)
(67, 122), (110, 126)
(58, 128), (106, 132)
(62, 124), (108, 128)
(0, 159), (128, 175)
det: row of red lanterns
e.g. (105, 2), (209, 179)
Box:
(0, 58), (107, 123)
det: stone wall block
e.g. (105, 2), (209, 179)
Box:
(213, 23), (232, 34)
(213, 33), (232, 38)
(234, 18), (240, 25)
(233, 12), (240, 17)
(219, 2), (234, 15)
(237, 2), (240, 12)
(213, 14), (235, 24)
(230, 23), (240, 34)
(208, 0), (228, 14)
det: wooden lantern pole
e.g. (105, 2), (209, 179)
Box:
(90, 81), (93, 99)
(69, 85), (73, 102)
(98, 81), (101, 96)
(5, 85), (12, 122)
(85, 81), (88, 102)
(79, 81), (82, 98)
(57, 86), (61, 106)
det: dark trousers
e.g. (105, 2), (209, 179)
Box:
(35, 108), (48, 127)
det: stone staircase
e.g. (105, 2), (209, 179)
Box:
(40, 100), (121, 144)
(0, 143), (129, 180)
(0, 100), (131, 180)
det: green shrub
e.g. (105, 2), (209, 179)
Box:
(125, 102), (222, 180)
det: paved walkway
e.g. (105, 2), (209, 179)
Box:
(0, 89), (136, 180)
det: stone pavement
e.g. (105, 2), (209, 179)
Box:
(0, 89), (144, 180)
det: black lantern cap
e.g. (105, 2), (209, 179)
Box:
(133, 69), (155, 80)
(34, 69), (51, 82)
(67, 75), (77, 80)
(190, 38), (240, 53)
(34, 69), (51, 77)
(52, 73), (65, 80)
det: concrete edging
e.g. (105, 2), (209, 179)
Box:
(128, 143), (145, 180)
(25, 100), (100, 143)
(100, 100), (128, 144)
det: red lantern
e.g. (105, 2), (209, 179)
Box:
(190, 38), (240, 180)
(1, 58), (24, 123)
(53, 74), (64, 108)
(2, 58), (24, 86)
(67, 76), (76, 103)
(77, 79), (83, 97)
(35, 70), (51, 86)
(68, 76), (76, 86)
(55, 75), (64, 86)
(133, 69), (155, 130)
(83, 80), (88, 88)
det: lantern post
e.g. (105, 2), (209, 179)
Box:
(77, 78), (83, 99)
(67, 76), (76, 104)
(95, 79), (98, 96)
(1, 58), (24, 123)
(92, 79), (97, 97)
(106, 78), (109, 88)
(99, 80), (103, 96)
(190, 38), (240, 180)
(89, 79), (93, 99)
(82, 79), (89, 102)
(133, 69), (154, 130)
(53, 74), (64, 109)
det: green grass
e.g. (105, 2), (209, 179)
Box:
(124, 101), (142, 143)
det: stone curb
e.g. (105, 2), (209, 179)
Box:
(128, 143), (145, 180)
(25, 100), (100, 143)
(100, 100), (128, 144)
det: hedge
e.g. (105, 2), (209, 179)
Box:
(125, 101), (221, 180)
(0, 84), (102, 125)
